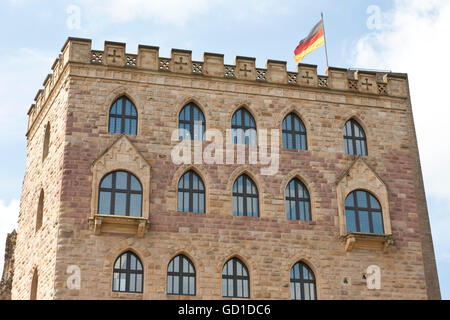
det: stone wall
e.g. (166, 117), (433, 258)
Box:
(12, 38), (440, 300)
(0, 231), (17, 300)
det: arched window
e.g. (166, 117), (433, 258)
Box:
(344, 119), (367, 156)
(42, 123), (50, 161)
(231, 108), (257, 145)
(282, 113), (307, 150)
(179, 103), (205, 141)
(113, 251), (143, 293)
(36, 189), (44, 232)
(98, 171), (143, 217)
(222, 258), (250, 298)
(30, 269), (38, 300)
(178, 171), (205, 214)
(286, 179), (311, 221)
(109, 96), (138, 135)
(167, 255), (196, 296)
(345, 190), (384, 234)
(290, 262), (316, 300)
(232, 174), (259, 217)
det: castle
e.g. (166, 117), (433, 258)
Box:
(9, 37), (440, 299)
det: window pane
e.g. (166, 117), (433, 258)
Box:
(116, 172), (128, 190)
(115, 119), (122, 133)
(167, 276), (173, 294)
(243, 280), (249, 298)
(189, 277), (195, 295)
(346, 193), (355, 207)
(222, 279), (227, 296)
(101, 174), (113, 188)
(114, 193), (127, 216)
(372, 211), (384, 234)
(136, 275), (142, 293)
(233, 197), (238, 216)
(124, 119), (131, 134)
(113, 273), (119, 291)
(99, 192), (111, 214)
(310, 284), (315, 300)
(193, 193), (198, 213)
(120, 273), (126, 292)
(295, 283), (301, 300)
(130, 274), (136, 292)
(359, 211), (370, 233)
(131, 119), (137, 135)
(130, 194), (142, 217)
(130, 176), (141, 191)
(178, 192), (183, 212)
(173, 276), (179, 294)
(370, 195), (381, 209)
(199, 194), (205, 213)
(228, 279), (233, 297)
(237, 279), (243, 297)
(357, 191), (368, 208)
(130, 255), (137, 270)
(346, 210), (357, 232)
(183, 277), (189, 295)
(174, 257), (179, 272)
(184, 192), (189, 212)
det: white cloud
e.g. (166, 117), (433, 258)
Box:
(0, 199), (19, 278)
(350, 0), (450, 199)
(79, 0), (222, 25)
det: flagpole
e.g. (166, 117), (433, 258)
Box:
(321, 12), (330, 69)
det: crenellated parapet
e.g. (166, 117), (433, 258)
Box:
(27, 37), (409, 134)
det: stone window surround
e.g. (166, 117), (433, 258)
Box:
(89, 136), (151, 238)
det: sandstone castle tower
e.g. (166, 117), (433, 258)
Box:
(11, 37), (440, 300)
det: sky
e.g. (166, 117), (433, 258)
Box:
(0, 0), (449, 299)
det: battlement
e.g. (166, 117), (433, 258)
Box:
(27, 37), (410, 134)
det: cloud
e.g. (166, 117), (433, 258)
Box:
(350, 0), (450, 199)
(78, 0), (223, 25)
(0, 199), (19, 278)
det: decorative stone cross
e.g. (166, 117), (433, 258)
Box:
(361, 78), (373, 91)
(175, 56), (188, 70)
(240, 64), (252, 76)
(108, 49), (121, 63)
(302, 71), (313, 84)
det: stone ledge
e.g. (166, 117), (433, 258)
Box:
(340, 232), (394, 253)
(88, 215), (148, 238)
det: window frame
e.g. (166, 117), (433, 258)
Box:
(98, 171), (143, 217)
(231, 108), (257, 145)
(282, 113), (307, 150)
(112, 251), (144, 293)
(343, 119), (368, 156)
(177, 170), (206, 214)
(345, 190), (385, 234)
(167, 255), (196, 296)
(285, 179), (311, 221)
(232, 174), (259, 218)
(42, 123), (50, 162)
(222, 258), (250, 299)
(108, 96), (138, 135)
(178, 103), (206, 141)
(290, 262), (317, 300)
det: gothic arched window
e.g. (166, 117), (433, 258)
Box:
(282, 113), (307, 150)
(231, 108), (257, 145)
(344, 119), (367, 156)
(345, 190), (384, 234)
(290, 262), (317, 300)
(113, 251), (143, 293)
(167, 255), (196, 296)
(222, 258), (250, 298)
(30, 269), (38, 300)
(286, 179), (311, 221)
(42, 123), (50, 161)
(98, 171), (143, 217)
(233, 174), (259, 217)
(178, 171), (205, 214)
(179, 103), (205, 141)
(36, 189), (44, 232)
(109, 96), (138, 135)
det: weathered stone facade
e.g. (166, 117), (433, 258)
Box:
(12, 37), (440, 300)
(0, 231), (17, 300)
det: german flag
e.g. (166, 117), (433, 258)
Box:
(294, 20), (325, 63)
